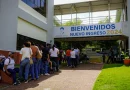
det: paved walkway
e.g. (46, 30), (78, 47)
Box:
(4, 63), (103, 90)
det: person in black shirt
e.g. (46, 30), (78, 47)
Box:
(42, 44), (50, 75)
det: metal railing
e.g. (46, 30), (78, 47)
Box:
(54, 15), (122, 26)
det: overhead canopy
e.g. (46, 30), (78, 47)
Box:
(54, 0), (124, 15)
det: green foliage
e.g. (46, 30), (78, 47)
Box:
(96, 40), (119, 49)
(63, 18), (82, 26)
(116, 9), (122, 23)
(54, 19), (61, 26)
(93, 64), (130, 90)
(60, 42), (69, 50)
(98, 17), (110, 24)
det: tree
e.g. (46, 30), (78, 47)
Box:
(63, 18), (82, 26)
(54, 19), (61, 26)
(115, 9), (122, 23)
(98, 17), (110, 24)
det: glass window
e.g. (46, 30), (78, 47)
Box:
(17, 34), (46, 50)
(21, 0), (46, 17)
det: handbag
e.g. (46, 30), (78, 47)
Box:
(36, 50), (42, 59)
(29, 48), (33, 64)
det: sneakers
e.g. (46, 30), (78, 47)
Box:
(13, 82), (20, 85)
(45, 73), (50, 76)
(24, 80), (28, 83)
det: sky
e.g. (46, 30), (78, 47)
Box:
(54, 0), (97, 5)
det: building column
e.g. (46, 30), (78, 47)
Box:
(0, 0), (18, 51)
(127, 0), (130, 54)
(47, 0), (54, 45)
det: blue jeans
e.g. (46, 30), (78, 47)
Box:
(76, 55), (79, 64)
(30, 57), (38, 79)
(40, 59), (44, 74)
(37, 59), (41, 75)
(66, 56), (71, 66)
(8, 68), (19, 83)
(19, 58), (30, 80)
(44, 61), (49, 74)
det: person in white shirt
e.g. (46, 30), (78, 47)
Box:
(74, 47), (80, 65)
(4, 52), (20, 85)
(19, 42), (32, 83)
(49, 45), (59, 72)
(70, 48), (77, 68)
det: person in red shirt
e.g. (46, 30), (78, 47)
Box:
(66, 48), (71, 67)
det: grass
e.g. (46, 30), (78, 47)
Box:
(93, 64), (130, 90)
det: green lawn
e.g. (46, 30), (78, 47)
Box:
(93, 64), (130, 90)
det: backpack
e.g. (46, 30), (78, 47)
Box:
(0, 58), (10, 71)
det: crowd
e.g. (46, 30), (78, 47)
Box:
(0, 41), (80, 86)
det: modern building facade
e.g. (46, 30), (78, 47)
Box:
(0, 0), (130, 54)
(0, 0), (54, 51)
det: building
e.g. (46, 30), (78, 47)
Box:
(0, 0), (130, 55)
(0, 0), (54, 51)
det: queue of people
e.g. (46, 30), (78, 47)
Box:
(0, 42), (81, 85)
(0, 41), (60, 85)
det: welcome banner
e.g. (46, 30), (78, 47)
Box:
(54, 23), (122, 38)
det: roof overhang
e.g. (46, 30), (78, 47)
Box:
(54, 0), (124, 15)
(54, 35), (128, 41)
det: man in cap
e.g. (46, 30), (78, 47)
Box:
(4, 52), (20, 85)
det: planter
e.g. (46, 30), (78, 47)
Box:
(123, 59), (130, 66)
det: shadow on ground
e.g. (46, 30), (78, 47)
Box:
(61, 63), (104, 70)
(1, 63), (103, 90)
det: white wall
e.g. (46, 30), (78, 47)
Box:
(0, 0), (18, 51)
(17, 18), (47, 42)
(18, 0), (54, 44)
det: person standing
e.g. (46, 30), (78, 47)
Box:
(37, 45), (43, 76)
(49, 45), (59, 72)
(42, 44), (50, 75)
(70, 48), (77, 68)
(29, 41), (39, 80)
(66, 48), (71, 67)
(102, 51), (106, 63)
(107, 47), (114, 64)
(59, 49), (63, 65)
(74, 47), (80, 65)
(19, 42), (32, 83)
